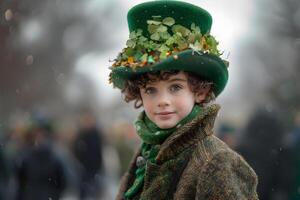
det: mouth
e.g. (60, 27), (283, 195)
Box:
(156, 111), (175, 116)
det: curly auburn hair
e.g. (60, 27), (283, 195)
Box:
(121, 70), (215, 108)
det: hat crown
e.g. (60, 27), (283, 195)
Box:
(127, 1), (212, 37)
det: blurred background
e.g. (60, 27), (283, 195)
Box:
(0, 0), (299, 199)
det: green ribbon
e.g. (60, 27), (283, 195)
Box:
(124, 105), (202, 199)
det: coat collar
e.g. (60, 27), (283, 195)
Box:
(155, 104), (220, 164)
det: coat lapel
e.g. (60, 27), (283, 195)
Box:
(140, 148), (194, 200)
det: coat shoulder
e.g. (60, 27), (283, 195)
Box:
(192, 135), (259, 200)
(189, 135), (238, 168)
(174, 135), (258, 200)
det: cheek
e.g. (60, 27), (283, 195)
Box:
(173, 99), (186, 108)
(173, 95), (195, 112)
(143, 101), (152, 112)
(140, 96), (153, 114)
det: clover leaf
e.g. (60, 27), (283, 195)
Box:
(125, 48), (135, 56)
(157, 25), (168, 32)
(188, 33), (196, 43)
(158, 44), (170, 52)
(147, 20), (161, 25)
(138, 36), (148, 44)
(166, 36), (176, 46)
(150, 32), (160, 41)
(172, 25), (191, 37)
(206, 35), (220, 55)
(177, 40), (188, 50)
(148, 24), (159, 34)
(160, 31), (171, 40)
(191, 23), (201, 34)
(126, 39), (136, 48)
(162, 17), (175, 26)
(129, 31), (137, 39)
(136, 29), (143, 36)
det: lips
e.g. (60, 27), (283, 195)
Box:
(156, 111), (175, 115)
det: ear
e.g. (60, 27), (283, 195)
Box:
(134, 98), (143, 108)
(195, 86), (211, 104)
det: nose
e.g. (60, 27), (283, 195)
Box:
(157, 93), (170, 108)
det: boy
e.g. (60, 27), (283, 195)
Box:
(109, 1), (258, 199)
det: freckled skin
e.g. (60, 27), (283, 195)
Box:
(140, 72), (208, 129)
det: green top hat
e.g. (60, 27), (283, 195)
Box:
(109, 0), (229, 97)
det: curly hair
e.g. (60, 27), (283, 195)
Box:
(121, 70), (215, 108)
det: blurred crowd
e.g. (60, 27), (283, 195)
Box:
(1, 106), (300, 200)
(217, 108), (300, 200)
(0, 110), (139, 200)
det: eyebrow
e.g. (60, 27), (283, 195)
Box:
(145, 77), (187, 87)
(167, 78), (187, 82)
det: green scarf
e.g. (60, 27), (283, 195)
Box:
(124, 105), (202, 199)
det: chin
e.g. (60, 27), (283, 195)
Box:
(157, 122), (176, 129)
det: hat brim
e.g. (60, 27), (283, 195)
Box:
(110, 49), (228, 97)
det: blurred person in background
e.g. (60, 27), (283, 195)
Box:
(237, 108), (294, 200)
(0, 147), (9, 200)
(12, 117), (67, 200)
(4, 119), (29, 199)
(217, 123), (237, 150)
(110, 122), (139, 178)
(72, 111), (104, 200)
(287, 113), (300, 200)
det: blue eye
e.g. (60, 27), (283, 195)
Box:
(169, 84), (182, 93)
(144, 87), (156, 95)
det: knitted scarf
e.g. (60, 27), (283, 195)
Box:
(124, 105), (202, 199)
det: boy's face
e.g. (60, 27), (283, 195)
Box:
(140, 71), (209, 129)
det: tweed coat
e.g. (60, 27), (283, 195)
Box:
(116, 104), (259, 200)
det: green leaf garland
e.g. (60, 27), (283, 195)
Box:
(112, 16), (227, 69)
